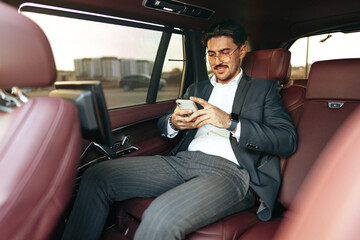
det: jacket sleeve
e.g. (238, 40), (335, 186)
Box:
(238, 80), (297, 158)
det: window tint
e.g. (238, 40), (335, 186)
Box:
(22, 11), (184, 109)
(289, 32), (360, 79)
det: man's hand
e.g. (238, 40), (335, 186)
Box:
(170, 105), (197, 130)
(188, 96), (232, 129)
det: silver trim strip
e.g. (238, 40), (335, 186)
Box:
(328, 102), (344, 109)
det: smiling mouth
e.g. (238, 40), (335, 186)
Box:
(214, 65), (228, 73)
(215, 64), (227, 68)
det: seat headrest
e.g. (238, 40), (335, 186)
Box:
(0, 2), (56, 88)
(306, 59), (360, 100)
(242, 48), (291, 83)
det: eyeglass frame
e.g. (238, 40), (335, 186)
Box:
(205, 46), (241, 64)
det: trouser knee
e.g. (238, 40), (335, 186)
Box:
(79, 163), (114, 200)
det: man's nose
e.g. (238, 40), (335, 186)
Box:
(214, 56), (223, 64)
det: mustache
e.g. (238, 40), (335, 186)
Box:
(214, 64), (228, 69)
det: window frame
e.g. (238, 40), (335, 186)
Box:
(286, 31), (360, 79)
(19, 3), (186, 107)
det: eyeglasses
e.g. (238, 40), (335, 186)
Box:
(206, 46), (240, 64)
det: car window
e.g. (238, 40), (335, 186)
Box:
(289, 32), (360, 79)
(22, 9), (184, 109)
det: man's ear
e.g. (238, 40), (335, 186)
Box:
(240, 44), (247, 58)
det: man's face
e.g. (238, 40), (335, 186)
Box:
(207, 36), (246, 84)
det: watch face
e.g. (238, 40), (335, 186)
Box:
(231, 113), (239, 121)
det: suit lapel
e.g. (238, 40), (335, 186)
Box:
(193, 81), (213, 110)
(201, 82), (213, 101)
(232, 73), (251, 115)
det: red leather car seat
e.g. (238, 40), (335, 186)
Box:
(280, 58), (360, 208)
(243, 48), (291, 85)
(101, 48), (292, 240)
(0, 3), (82, 240)
(281, 79), (307, 127)
(238, 58), (360, 240)
(275, 106), (360, 240)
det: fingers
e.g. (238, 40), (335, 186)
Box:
(188, 104), (231, 129)
(173, 105), (193, 116)
(192, 113), (211, 128)
(174, 97), (231, 129)
(187, 97), (209, 122)
(171, 106), (196, 130)
(190, 96), (209, 108)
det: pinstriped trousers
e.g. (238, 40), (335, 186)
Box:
(61, 151), (255, 240)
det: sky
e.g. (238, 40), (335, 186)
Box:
(24, 12), (184, 72)
(24, 11), (360, 71)
(290, 32), (360, 66)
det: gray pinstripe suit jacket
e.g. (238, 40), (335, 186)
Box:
(158, 73), (298, 221)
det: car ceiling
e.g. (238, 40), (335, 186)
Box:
(3, 0), (360, 49)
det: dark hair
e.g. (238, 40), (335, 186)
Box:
(201, 20), (247, 47)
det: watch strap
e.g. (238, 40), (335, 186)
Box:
(227, 118), (238, 131)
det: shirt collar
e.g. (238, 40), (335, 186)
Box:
(210, 68), (243, 87)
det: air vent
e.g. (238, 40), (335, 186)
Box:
(143, 0), (214, 19)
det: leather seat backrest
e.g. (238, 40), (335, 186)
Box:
(278, 58), (360, 208)
(242, 48), (299, 174)
(242, 48), (291, 84)
(0, 3), (81, 239)
(280, 79), (307, 127)
(242, 48), (306, 127)
(275, 106), (360, 240)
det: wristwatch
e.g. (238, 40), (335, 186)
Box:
(227, 113), (239, 131)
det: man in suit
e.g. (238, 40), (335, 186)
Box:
(62, 20), (297, 240)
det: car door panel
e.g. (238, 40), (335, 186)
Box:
(78, 100), (179, 173)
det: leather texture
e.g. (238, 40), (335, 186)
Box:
(238, 218), (282, 240)
(279, 58), (360, 208)
(108, 102), (179, 158)
(108, 101), (175, 130)
(102, 199), (259, 240)
(242, 48), (291, 83)
(0, 3), (82, 240)
(306, 58), (360, 100)
(281, 79), (307, 126)
(0, 98), (81, 240)
(238, 58), (360, 240)
(274, 106), (360, 240)
(0, 2), (56, 88)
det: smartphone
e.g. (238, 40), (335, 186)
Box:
(176, 99), (198, 113)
